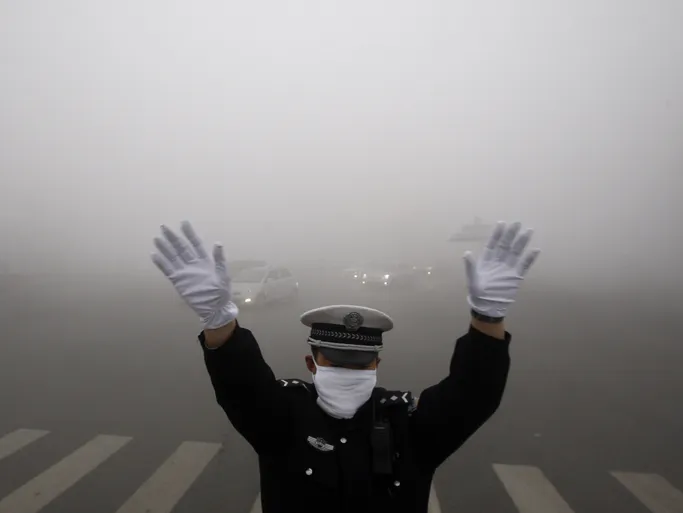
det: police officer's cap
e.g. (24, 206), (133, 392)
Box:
(300, 305), (394, 366)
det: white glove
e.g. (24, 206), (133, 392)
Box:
(150, 221), (238, 329)
(463, 221), (540, 318)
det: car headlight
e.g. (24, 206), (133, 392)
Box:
(353, 274), (358, 278)
(383, 274), (390, 280)
(362, 273), (367, 279)
(244, 298), (252, 303)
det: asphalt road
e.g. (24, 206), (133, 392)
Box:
(1, 271), (682, 513)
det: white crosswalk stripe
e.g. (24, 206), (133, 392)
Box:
(0, 429), (49, 462)
(612, 471), (683, 513)
(114, 441), (222, 513)
(250, 494), (262, 513)
(492, 463), (576, 513)
(427, 484), (442, 513)
(1, 428), (682, 513)
(0, 434), (131, 513)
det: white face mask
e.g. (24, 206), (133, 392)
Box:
(312, 362), (377, 419)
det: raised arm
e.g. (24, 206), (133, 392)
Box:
(410, 318), (510, 469)
(411, 221), (541, 470)
(200, 320), (295, 453)
(150, 222), (293, 454)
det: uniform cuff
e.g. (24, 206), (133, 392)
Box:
(198, 320), (241, 352)
(468, 324), (512, 346)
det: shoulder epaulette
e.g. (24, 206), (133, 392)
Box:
(376, 389), (415, 409)
(278, 379), (311, 392)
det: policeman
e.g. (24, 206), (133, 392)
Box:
(151, 220), (540, 513)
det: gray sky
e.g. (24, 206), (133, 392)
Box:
(1, 0), (681, 280)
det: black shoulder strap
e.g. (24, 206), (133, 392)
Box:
(371, 388), (414, 476)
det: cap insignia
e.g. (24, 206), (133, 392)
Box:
(342, 311), (364, 332)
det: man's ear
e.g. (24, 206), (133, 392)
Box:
(305, 354), (316, 374)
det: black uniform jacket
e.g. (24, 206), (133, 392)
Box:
(200, 324), (511, 513)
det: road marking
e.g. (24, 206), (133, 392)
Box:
(493, 464), (575, 513)
(0, 429), (49, 461)
(612, 471), (683, 513)
(3, 428), (680, 513)
(428, 484), (442, 513)
(250, 493), (262, 513)
(114, 441), (222, 513)
(0, 434), (131, 513)
(249, 483), (442, 513)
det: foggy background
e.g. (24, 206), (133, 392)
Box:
(2, 2), (683, 512)
(1, 0), (681, 288)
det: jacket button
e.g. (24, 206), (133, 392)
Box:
(393, 480), (401, 487)
(340, 438), (347, 444)
(305, 468), (313, 476)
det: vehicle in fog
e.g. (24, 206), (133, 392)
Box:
(231, 265), (299, 306)
(228, 259), (269, 274)
(342, 266), (364, 280)
(356, 262), (418, 289)
(448, 217), (493, 243)
(411, 264), (436, 285)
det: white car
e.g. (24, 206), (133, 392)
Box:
(231, 266), (299, 306)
